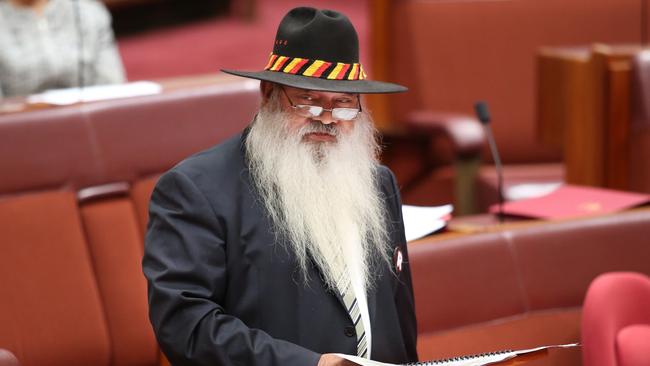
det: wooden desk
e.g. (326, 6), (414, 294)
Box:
(414, 205), (650, 244)
(0, 73), (245, 116)
(536, 44), (647, 190)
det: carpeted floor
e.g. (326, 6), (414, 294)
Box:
(117, 0), (369, 81)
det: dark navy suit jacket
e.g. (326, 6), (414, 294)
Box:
(143, 132), (418, 366)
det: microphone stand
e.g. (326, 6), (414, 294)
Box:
(474, 101), (505, 223)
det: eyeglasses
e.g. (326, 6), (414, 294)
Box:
(280, 87), (362, 121)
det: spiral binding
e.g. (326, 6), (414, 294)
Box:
(403, 349), (513, 365)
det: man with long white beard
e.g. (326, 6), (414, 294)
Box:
(143, 6), (418, 366)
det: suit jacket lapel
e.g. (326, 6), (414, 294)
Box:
(306, 256), (355, 324)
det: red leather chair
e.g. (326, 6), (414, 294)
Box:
(0, 349), (19, 366)
(0, 77), (259, 366)
(582, 272), (650, 366)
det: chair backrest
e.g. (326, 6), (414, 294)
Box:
(0, 191), (113, 366)
(0, 349), (20, 366)
(581, 272), (650, 366)
(0, 77), (260, 366)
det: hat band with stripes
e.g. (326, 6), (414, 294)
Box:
(264, 53), (367, 81)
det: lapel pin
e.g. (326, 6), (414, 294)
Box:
(393, 247), (403, 273)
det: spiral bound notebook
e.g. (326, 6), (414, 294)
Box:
(337, 342), (579, 366)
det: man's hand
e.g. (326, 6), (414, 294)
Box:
(318, 353), (359, 366)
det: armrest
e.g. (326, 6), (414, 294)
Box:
(402, 110), (485, 159)
(0, 349), (19, 366)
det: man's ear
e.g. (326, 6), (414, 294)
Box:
(260, 81), (274, 102)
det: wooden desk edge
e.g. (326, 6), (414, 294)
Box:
(0, 72), (253, 116)
(410, 205), (650, 244)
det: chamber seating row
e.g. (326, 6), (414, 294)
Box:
(410, 209), (650, 366)
(0, 79), (260, 366)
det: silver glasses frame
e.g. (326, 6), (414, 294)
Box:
(280, 87), (362, 121)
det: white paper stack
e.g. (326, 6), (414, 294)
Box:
(401, 204), (453, 242)
(27, 81), (162, 105)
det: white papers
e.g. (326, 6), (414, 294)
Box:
(337, 352), (512, 366)
(401, 204), (453, 242)
(27, 81), (162, 105)
(337, 352), (513, 366)
(505, 182), (562, 201)
(337, 342), (579, 366)
(336, 354), (393, 366)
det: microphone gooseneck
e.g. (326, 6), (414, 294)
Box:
(474, 101), (505, 223)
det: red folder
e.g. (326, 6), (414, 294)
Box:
(490, 185), (650, 220)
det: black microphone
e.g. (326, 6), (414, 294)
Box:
(474, 101), (505, 223)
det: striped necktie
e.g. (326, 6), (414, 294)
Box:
(336, 267), (368, 358)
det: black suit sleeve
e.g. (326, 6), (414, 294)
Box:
(142, 170), (321, 366)
(384, 167), (419, 362)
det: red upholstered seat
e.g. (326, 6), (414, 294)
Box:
(79, 194), (159, 365)
(582, 272), (650, 366)
(131, 176), (160, 236)
(409, 208), (650, 365)
(617, 325), (650, 366)
(0, 77), (260, 366)
(0, 192), (111, 366)
(0, 349), (19, 366)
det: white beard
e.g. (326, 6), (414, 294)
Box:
(245, 93), (390, 295)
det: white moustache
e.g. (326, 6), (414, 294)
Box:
(300, 121), (339, 137)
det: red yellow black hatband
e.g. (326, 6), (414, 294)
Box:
(264, 53), (367, 81)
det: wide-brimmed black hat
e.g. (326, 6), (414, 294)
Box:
(222, 7), (407, 94)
